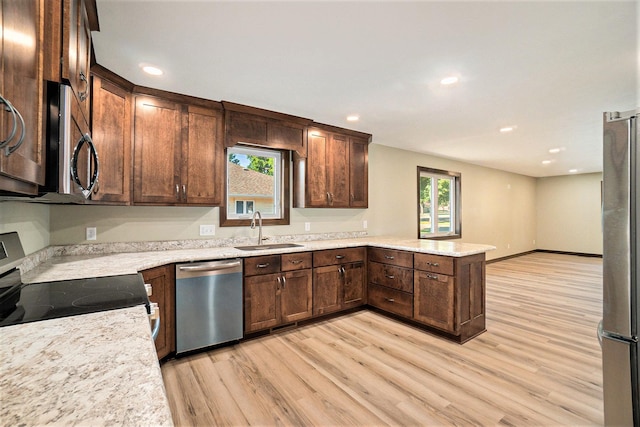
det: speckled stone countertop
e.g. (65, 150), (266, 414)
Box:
(0, 306), (174, 427)
(21, 236), (495, 283)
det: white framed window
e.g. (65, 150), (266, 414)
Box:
(418, 166), (461, 239)
(221, 145), (289, 226)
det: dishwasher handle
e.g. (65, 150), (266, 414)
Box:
(178, 260), (242, 272)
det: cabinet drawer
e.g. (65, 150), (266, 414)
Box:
(414, 253), (454, 276)
(368, 247), (413, 268)
(313, 247), (365, 267)
(244, 255), (281, 276)
(281, 252), (313, 271)
(368, 262), (413, 293)
(368, 283), (413, 318)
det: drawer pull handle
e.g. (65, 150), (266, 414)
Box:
(385, 275), (395, 279)
(257, 263), (270, 268)
(384, 255), (395, 260)
(426, 262), (440, 267)
(335, 255), (345, 259)
(289, 260), (302, 264)
(385, 298), (395, 303)
(426, 274), (438, 280)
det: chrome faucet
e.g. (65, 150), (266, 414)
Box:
(250, 211), (263, 245)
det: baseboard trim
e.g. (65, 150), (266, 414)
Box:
(487, 249), (602, 264)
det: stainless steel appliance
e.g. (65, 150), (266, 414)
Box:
(40, 82), (99, 202)
(600, 109), (640, 426)
(175, 259), (243, 355)
(0, 232), (159, 339)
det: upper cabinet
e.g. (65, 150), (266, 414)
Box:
(0, 0), (46, 195)
(61, 0), (96, 124)
(294, 125), (370, 208)
(133, 91), (224, 206)
(222, 101), (311, 157)
(90, 67), (132, 204)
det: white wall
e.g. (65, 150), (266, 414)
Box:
(0, 202), (50, 255)
(536, 172), (603, 255)
(368, 144), (537, 260)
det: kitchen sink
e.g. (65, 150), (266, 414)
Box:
(234, 243), (304, 251)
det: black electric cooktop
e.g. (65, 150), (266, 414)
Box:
(0, 269), (150, 327)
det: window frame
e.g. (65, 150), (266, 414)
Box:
(220, 145), (290, 227)
(417, 166), (462, 240)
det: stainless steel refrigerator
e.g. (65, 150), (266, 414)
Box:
(600, 109), (640, 426)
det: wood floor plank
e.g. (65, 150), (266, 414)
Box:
(162, 252), (604, 426)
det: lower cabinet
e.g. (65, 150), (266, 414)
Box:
(368, 248), (486, 343)
(313, 248), (366, 315)
(141, 264), (176, 360)
(244, 253), (313, 333)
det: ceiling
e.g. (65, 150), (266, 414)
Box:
(93, 0), (638, 178)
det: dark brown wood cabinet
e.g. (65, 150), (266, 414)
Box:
(0, 0), (46, 195)
(313, 247), (366, 315)
(367, 247), (414, 318)
(295, 126), (371, 208)
(244, 253), (313, 333)
(413, 252), (486, 342)
(62, 0), (93, 122)
(222, 101), (311, 157)
(142, 264), (176, 360)
(90, 70), (132, 204)
(133, 93), (224, 205)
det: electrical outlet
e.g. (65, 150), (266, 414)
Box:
(199, 225), (215, 236)
(507, 243), (511, 249)
(363, 220), (368, 229)
(86, 227), (97, 241)
(304, 222), (311, 232)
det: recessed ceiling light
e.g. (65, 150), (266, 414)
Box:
(499, 126), (516, 133)
(569, 169), (578, 173)
(542, 160), (552, 165)
(141, 64), (163, 76)
(346, 115), (359, 122)
(440, 76), (459, 85)
(548, 148), (562, 154)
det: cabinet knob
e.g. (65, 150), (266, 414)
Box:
(257, 263), (270, 268)
(385, 275), (395, 280)
(289, 259), (302, 264)
(385, 298), (395, 303)
(335, 255), (345, 259)
(384, 255), (395, 260)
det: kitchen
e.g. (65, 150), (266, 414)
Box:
(0, 0), (637, 426)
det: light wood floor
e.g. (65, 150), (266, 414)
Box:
(161, 252), (604, 426)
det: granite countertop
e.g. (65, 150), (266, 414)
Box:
(0, 306), (174, 427)
(21, 236), (495, 283)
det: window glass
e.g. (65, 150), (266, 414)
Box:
(418, 167), (461, 239)
(221, 145), (289, 226)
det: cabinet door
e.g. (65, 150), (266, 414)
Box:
(90, 75), (131, 204)
(142, 265), (176, 360)
(182, 105), (223, 205)
(414, 271), (455, 332)
(133, 96), (182, 204)
(326, 133), (350, 207)
(306, 130), (329, 207)
(244, 273), (279, 332)
(342, 261), (365, 308)
(75, 0), (91, 119)
(0, 0), (45, 191)
(313, 265), (342, 315)
(280, 270), (312, 323)
(349, 137), (368, 208)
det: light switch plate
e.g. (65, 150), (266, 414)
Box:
(199, 225), (215, 236)
(304, 222), (311, 231)
(363, 220), (368, 229)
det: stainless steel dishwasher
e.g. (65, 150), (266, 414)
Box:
(175, 259), (243, 355)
